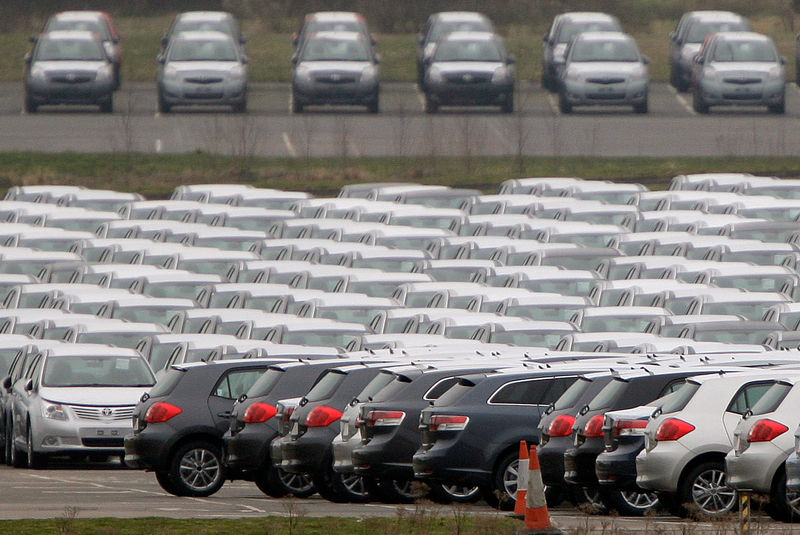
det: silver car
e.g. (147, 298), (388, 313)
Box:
(8, 344), (155, 467)
(558, 31), (649, 114)
(291, 31), (380, 113)
(692, 31), (786, 114)
(24, 30), (115, 113)
(157, 30), (248, 113)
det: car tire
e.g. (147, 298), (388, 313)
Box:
(24, 94), (38, 114)
(366, 477), (424, 504)
(155, 470), (185, 496)
(366, 93), (379, 114)
(767, 471), (800, 522)
(99, 95), (113, 114)
(254, 465), (288, 498)
(488, 450), (521, 511)
(291, 93), (304, 114)
(558, 91), (572, 114)
(501, 93), (514, 114)
(768, 97), (785, 115)
(26, 425), (45, 469)
(569, 484), (607, 513)
(168, 441), (226, 497)
(675, 70), (689, 93)
(692, 90), (709, 114)
(10, 424), (25, 468)
(678, 461), (737, 518)
(424, 94), (438, 114)
(599, 488), (660, 516)
(633, 99), (648, 114)
(278, 468), (316, 498)
(427, 482), (482, 504)
(158, 92), (172, 114)
(232, 97), (247, 114)
(312, 464), (371, 503)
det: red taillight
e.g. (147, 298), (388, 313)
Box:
(655, 418), (695, 441)
(430, 415), (469, 431)
(613, 419), (648, 437)
(547, 415), (576, 437)
(243, 402), (278, 424)
(748, 419), (789, 443)
(144, 402), (182, 423)
(583, 414), (605, 437)
(305, 406), (343, 427)
(366, 410), (405, 427)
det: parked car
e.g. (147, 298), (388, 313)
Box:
(157, 30), (248, 113)
(24, 30), (115, 113)
(417, 11), (494, 86)
(669, 10), (751, 92)
(558, 31), (649, 114)
(125, 358), (288, 496)
(692, 31), (786, 114)
(293, 11), (375, 52)
(162, 11), (246, 50)
(9, 344), (155, 468)
(291, 30), (380, 113)
(43, 10), (122, 89)
(542, 11), (622, 91)
(422, 31), (514, 114)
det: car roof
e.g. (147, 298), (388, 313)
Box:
(177, 11), (232, 22)
(172, 30), (235, 42)
(575, 31), (634, 43)
(307, 11), (364, 22)
(52, 11), (107, 21)
(308, 30), (368, 42)
(685, 10), (748, 22)
(712, 31), (773, 43)
(40, 30), (100, 42)
(441, 31), (498, 43)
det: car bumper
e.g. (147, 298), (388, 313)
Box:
(425, 81), (513, 106)
(30, 416), (131, 456)
(352, 431), (418, 479)
(635, 441), (693, 493)
(563, 440), (604, 486)
(725, 442), (789, 493)
(159, 80), (247, 106)
(596, 440), (645, 490)
(279, 427), (335, 475)
(561, 80), (648, 107)
(293, 82), (378, 106)
(697, 80), (784, 106)
(412, 438), (492, 487)
(124, 427), (173, 470)
(538, 437), (571, 488)
(223, 425), (277, 476)
(26, 79), (113, 105)
(331, 431), (360, 473)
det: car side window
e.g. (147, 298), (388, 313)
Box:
(213, 368), (266, 400)
(727, 381), (775, 415)
(26, 355), (44, 389)
(490, 378), (553, 405)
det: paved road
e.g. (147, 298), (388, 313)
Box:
(2, 82), (800, 157)
(0, 464), (793, 534)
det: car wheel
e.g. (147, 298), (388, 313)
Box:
(99, 95), (113, 114)
(424, 94), (438, 114)
(366, 477), (425, 504)
(768, 97), (785, 115)
(276, 469), (315, 498)
(768, 471), (800, 522)
(427, 482), (482, 504)
(168, 441), (225, 497)
(633, 99), (648, 114)
(26, 425), (45, 469)
(692, 90), (709, 114)
(492, 450), (522, 510)
(24, 94), (38, 114)
(678, 461), (737, 518)
(569, 484), (607, 513)
(291, 93), (304, 114)
(10, 423), (25, 468)
(312, 461), (371, 503)
(232, 97), (247, 114)
(599, 488), (659, 516)
(158, 92), (172, 114)
(669, 65), (678, 88)
(675, 71), (689, 93)
(558, 91), (572, 114)
(501, 92), (514, 114)
(254, 465), (287, 498)
(155, 470), (185, 496)
(366, 94), (379, 114)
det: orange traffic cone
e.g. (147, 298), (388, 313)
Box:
(517, 445), (562, 535)
(511, 440), (529, 519)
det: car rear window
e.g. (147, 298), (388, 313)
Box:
(246, 367), (285, 397)
(587, 378), (628, 410)
(656, 381), (699, 414)
(749, 381), (793, 415)
(147, 367), (185, 397)
(304, 369), (347, 402)
(213, 368), (267, 399)
(433, 378), (477, 407)
(354, 370), (398, 403)
(551, 377), (592, 411)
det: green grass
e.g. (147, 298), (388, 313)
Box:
(3, 11), (798, 84)
(0, 513), (519, 535)
(2, 152), (800, 199)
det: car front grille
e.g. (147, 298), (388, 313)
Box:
(587, 77), (625, 84)
(186, 77), (224, 84)
(50, 73), (96, 84)
(444, 72), (491, 84)
(723, 77), (761, 85)
(315, 73), (358, 84)
(81, 437), (124, 448)
(71, 405), (135, 422)
(722, 92), (763, 100)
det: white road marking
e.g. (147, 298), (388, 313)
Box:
(546, 93), (559, 115)
(240, 504), (267, 513)
(155, 139), (163, 153)
(282, 132), (297, 157)
(668, 85), (696, 115)
(416, 92), (426, 111)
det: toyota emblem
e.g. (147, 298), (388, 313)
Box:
(102, 408), (113, 417)
(463, 74), (473, 82)
(331, 73), (341, 82)
(66, 73), (77, 82)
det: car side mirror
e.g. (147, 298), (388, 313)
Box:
(695, 55), (704, 64)
(781, 56), (786, 65)
(29, 35), (38, 43)
(417, 33), (424, 46)
(240, 34), (247, 44)
(24, 52), (32, 64)
(373, 54), (380, 64)
(157, 54), (165, 64)
(241, 56), (248, 64)
(113, 36), (121, 44)
(161, 36), (169, 48)
(370, 33), (378, 45)
(642, 55), (650, 65)
(1, 375), (10, 391)
(506, 54), (516, 65)
(669, 31), (676, 41)
(291, 55), (298, 65)
(24, 378), (33, 392)
(292, 33), (299, 46)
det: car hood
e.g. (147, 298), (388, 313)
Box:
(35, 61), (107, 73)
(567, 62), (645, 77)
(708, 62), (779, 76)
(298, 61), (371, 74)
(432, 61), (501, 74)
(166, 61), (242, 74)
(40, 386), (150, 406)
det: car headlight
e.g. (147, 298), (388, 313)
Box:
(294, 65), (312, 84)
(96, 64), (113, 81)
(565, 68), (582, 83)
(631, 65), (648, 82)
(163, 65), (179, 81)
(229, 64), (246, 81)
(768, 65), (784, 81)
(103, 41), (115, 59)
(703, 67), (719, 83)
(427, 66), (443, 84)
(553, 43), (568, 63)
(42, 400), (67, 421)
(361, 65), (378, 84)
(30, 65), (47, 81)
(492, 65), (511, 83)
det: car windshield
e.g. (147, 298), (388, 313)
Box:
(36, 38), (105, 61)
(430, 20), (492, 41)
(490, 331), (565, 348)
(570, 39), (640, 62)
(434, 40), (503, 62)
(691, 328), (771, 345)
(558, 20), (620, 43)
(301, 37), (370, 61)
(174, 20), (230, 35)
(169, 38), (238, 61)
(687, 21), (750, 43)
(307, 20), (363, 34)
(505, 305), (581, 322)
(712, 40), (778, 62)
(46, 19), (111, 40)
(43, 355), (155, 387)
(582, 317), (657, 333)
(713, 276), (793, 293)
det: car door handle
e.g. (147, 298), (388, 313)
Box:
(217, 411), (232, 418)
